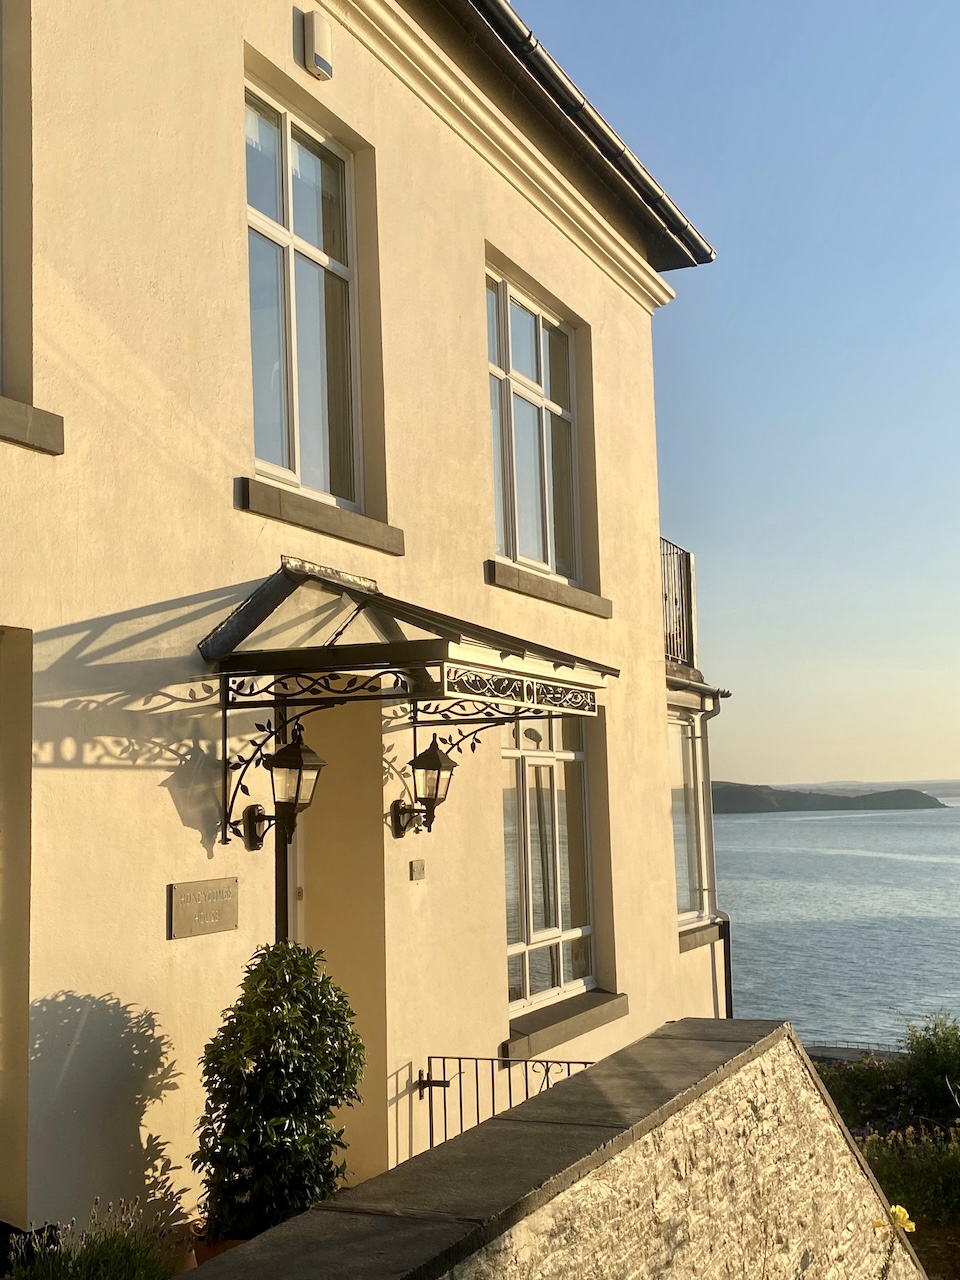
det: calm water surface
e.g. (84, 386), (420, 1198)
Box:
(714, 803), (960, 1045)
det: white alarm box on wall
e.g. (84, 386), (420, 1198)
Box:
(304, 10), (333, 81)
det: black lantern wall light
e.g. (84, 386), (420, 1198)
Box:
(241, 723), (327, 851)
(390, 734), (458, 838)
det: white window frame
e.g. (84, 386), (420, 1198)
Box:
(245, 84), (363, 510)
(503, 718), (595, 1012)
(669, 710), (717, 923)
(487, 272), (581, 582)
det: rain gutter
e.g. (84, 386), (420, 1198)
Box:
(666, 676), (731, 699)
(462, 0), (716, 268)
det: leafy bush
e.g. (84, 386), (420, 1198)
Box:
(7, 1199), (177, 1280)
(192, 942), (364, 1242)
(902, 1013), (960, 1127)
(816, 1055), (910, 1131)
(816, 1014), (960, 1134)
(861, 1126), (960, 1225)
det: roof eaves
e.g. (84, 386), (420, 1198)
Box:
(460, 0), (716, 269)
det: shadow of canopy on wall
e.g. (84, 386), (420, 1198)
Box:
(31, 579), (261, 855)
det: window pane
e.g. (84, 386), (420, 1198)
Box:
(513, 395), (546, 563)
(500, 718), (518, 751)
(549, 413), (576, 578)
(528, 764), (557, 932)
(543, 323), (571, 411)
(294, 253), (326, 491)
(248, 230), (289, 469)
(520, 723), (547, 753)
(558, 761), (588, 930)
(554, 716), (582, 754)
(294, 257), (354, 501)
(486, 281), (502, 367)
(324, 271), (355, 501)
(562, 936), (592, 984)
(510, 300), (539, 382)
(508, 954), (524, 1004)
(245, 95), (282, 223)
(490, 376), (507, 555)
(670, 721), (702, 912)
(528, 945), (560, 996)
(292, 129), (347, 264)
(503, 760), (522, 946)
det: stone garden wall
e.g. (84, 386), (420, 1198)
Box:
(204, 1019), (925, 1280)
(440, 1032), (920, 1280)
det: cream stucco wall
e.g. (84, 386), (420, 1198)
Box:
(0, 0), (720, 1225)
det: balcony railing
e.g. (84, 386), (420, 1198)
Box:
(418, 1054), (592, 1148)
(661, 536), (695, 667)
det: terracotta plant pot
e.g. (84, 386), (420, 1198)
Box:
(194, 1238), (247, 1266)
(174, 1245), (198, 1273)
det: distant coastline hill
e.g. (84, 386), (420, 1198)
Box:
(712, 782), (946, 815)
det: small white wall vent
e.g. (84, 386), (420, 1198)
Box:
(304, 11), (333, 81)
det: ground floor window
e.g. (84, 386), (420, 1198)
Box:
(669, 712), (714, 917)
(502, 716), (594, 1009)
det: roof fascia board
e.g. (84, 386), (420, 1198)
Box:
(324, 0), (675, 311)
(355, 586), (620, 677)
(197, 567), (302, 663)
(448, 641), (609, 688)
(461, 0), (715, 269)
(215, 638), (450, 674)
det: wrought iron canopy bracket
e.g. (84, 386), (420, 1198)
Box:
(218, 659), (598, 844)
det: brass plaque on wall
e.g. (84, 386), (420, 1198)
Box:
(169, 878), (238, 939)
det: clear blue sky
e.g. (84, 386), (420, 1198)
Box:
(516, 0), (960, 785)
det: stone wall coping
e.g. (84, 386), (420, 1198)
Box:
(201, 1017), (794, 1280)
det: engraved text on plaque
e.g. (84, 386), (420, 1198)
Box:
(169, 877), (239, 939)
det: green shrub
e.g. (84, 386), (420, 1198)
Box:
(192, 942), (364, 1242)
(8, 1199), (177, 1280)
(861, 1126), (960, 1224)
(902, 1013), (960, 1127)
(816, 1055), (909, 1131)
(816, 1014), (960, 1135)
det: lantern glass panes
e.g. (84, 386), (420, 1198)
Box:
(410, 735), (456, 807)
(267, 734), (326, 812)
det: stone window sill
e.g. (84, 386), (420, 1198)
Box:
(0, 396), (64, 455)
(484, 560), (612, 618)
(679, 921), (722, 953)
(238, 477), (404, 556)
(501, 989), (629, 1060)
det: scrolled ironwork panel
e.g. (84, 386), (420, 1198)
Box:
(443, 665), (597, 716)
(225, 668), (413, 707)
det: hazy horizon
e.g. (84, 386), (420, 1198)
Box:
(515, 0), (960, 785)
(714, 777), (960, 791)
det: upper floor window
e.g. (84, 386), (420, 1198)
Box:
(486, 275), (578, 580)
(503, 716), (594, 1009)
(245, 90), (358, 506)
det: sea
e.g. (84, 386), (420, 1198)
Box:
(713, 791), (960, 1047)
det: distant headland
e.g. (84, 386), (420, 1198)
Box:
(712, 782), (946, 815)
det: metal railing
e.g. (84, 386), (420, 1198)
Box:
(661, 536), (695, 667)
(419, 1054), (593, 1148)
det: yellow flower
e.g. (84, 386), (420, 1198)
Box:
(874, 1205), (916, 1234)
(890, 1205), (915, 1233)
